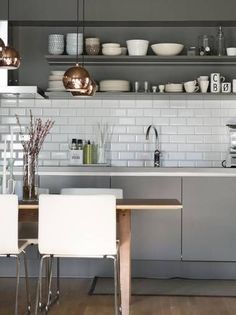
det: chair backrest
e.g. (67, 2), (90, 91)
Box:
(60, 188), (123, 199)
(0, 195), (19, 254)
(38, 194), (117, 257)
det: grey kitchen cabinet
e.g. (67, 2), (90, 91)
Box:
(0, 0), (8, 20)
(183, 177), (236, 261)
(85, 0), (236, 23)
(39, 175), (110, 194)
(9, 0), (78, 21)
(111, 176), (182, 260)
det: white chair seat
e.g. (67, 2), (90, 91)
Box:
(0, 195), (31, 314)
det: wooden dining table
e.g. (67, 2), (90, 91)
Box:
(19, 198), (182, 315)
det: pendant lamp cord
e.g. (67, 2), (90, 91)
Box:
(76, 0), (79, 65)
(82, 0), (85, 67)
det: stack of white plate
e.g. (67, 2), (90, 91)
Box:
(47, 71), (66, 92)
(99, 80), (130, 92)
(66, 33), (83, 55)
(165, 83), (183, 93)
(48, 34), (64, 55)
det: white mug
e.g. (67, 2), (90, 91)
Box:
(210, 73), (225, 93)
(199, 80), (209, 93)
(159, 85), (165, 93)
(232, 79), (236, 93)
(184, 80), (199, 93)
(198, 76), (209, 83)
(221, 82), (231, 93)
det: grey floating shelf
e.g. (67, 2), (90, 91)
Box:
(45, 91), (236, 100)
(45, 55), (236, 66)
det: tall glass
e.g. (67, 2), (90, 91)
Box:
(23, 152), (38, 201)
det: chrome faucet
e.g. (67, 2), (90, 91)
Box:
(145, 125), (161, 167)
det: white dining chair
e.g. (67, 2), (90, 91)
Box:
(35, 194), (120, 315)
(0, 194), (31, 315)
(60, 188), (123, 199)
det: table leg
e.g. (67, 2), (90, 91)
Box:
(118, 210), (131, 315)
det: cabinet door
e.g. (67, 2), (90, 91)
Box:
(39, 175), (110, 194)
(9, 0), (78, 21)
(0, 0), (8, 20)
(183, 177), (236, 261)
(111, 176), (181, 260)
(85, 0), (236, 22)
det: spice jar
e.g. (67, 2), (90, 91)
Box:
(85, 38), (100, 55)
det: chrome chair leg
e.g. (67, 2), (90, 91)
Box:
(113, 257), (119, 315)
(56, 258), (60, 299)
(45, 256), (54, 313)
(35, 255), (48, 315)
(22, 250), (31, 313)
(108, 255), (119, 315)
(14, 255), (20, 315)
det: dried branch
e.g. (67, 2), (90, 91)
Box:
(15, 111), (55, 157)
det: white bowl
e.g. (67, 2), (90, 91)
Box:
(102, 47), (122, 56)
(126, 40), (149, 56)
(151, 43), (184, 56)
(102, 43), (120, 48)
(227, 47), (236, 56)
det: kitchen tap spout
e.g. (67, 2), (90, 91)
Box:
(145, 125), (161, 167)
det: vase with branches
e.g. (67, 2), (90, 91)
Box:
(16, 110), (54, 200)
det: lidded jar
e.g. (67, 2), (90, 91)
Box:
(85, 37), (100, 55)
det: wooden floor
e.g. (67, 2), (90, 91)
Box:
(1, 278), (236, 315)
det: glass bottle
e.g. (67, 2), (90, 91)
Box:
(83, 140), (93, 164)
(216, 26), (226, 56)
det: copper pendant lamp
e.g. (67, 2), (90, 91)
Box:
(63, 0), (96, 96)
(0, 1), (21, 70)
(0, 45), (20, 69)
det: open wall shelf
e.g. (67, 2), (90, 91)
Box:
(46, 55), (236, 66)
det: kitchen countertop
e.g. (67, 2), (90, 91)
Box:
(10, 166), (236, 177)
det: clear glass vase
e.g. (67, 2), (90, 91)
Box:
(23, 152), (38, 201)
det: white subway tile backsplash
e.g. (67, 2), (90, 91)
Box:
(136, 117), (153, 126)
(162, 126), (178, 134)
(178, 126), (195, 135)
(128, 143), (144, 151)
(35, 99), (52, 108)
(119, 100), (135, 108)
(161, 109), (177, 117)
(111, 143), (127, 151)
(0, 97), (232, 167)
(152, 117), (169, 125)
(169, 135), (186, 143)
(170, 118), (186, 125)
(187, 135), (204, 143)
(178, 144), (195, 152)
(187, 118), (203, 126)
(119, 152), (135, 160)
(170, 99), (186, 108)
(136, 100), (152, 108)
(195, 144), (212, 151)
(119, 117), (135, 125)
(0, 108), (9, 115)
(119, 135), (136, 142)
(203, 117), (221, 126)
(143, 108), (161, 117)
(186, 152), (203, 160)
(153, 99), (169, 108)
(194, 126), (212, 135)
(43, 108), (60, 116)
(168, 152), (186, 160)
(203, 152), (221, 160)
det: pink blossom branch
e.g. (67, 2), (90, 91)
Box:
(15, 110), (55, 157)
